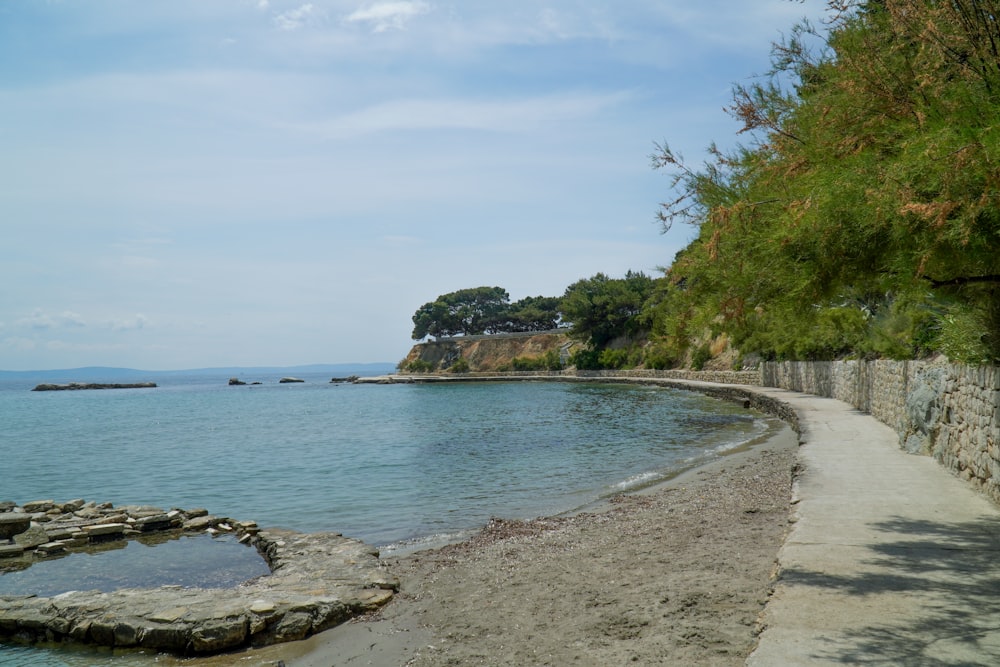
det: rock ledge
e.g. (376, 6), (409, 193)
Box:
(0, 500), (396, 655)
(31, 382), (157, 391)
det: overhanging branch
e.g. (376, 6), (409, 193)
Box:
(928, 275), (1000, 288)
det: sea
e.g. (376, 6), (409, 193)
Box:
(0, 366), (773, 665)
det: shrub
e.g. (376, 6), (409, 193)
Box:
(643, 342), (676, 369)
(598, 348), (630, 369)
(510, 356), (536, 371)
(936, 305), (994, 364)
(569, 348), (602, 370)
(404, 359), (434, 373)
(691, 344), (712, 371)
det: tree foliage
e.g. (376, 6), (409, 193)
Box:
(652, 0), (1000, 363)
(560, 271), (656, 349)
(411, 287), (561, 339)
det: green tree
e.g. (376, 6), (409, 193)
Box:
(560, 272), (656, 349)
(411, 286), (511, 339)
(495, 296), (562, 333)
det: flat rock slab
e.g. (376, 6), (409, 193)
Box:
(0, 528), (397, 655)
(0, 544), (25, 559)
(82, 522), (126, 537)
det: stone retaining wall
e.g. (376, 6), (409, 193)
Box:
(762, 360), (1000, 503)
(391, 368), (762, 385)
(570, 368), (762, 386)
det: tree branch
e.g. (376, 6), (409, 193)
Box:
(928, 275), (1000, 288)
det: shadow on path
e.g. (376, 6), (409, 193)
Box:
(781, 516), (1000, 665)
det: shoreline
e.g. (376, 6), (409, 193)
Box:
(172, 419), (798, 666)
(380, 413), (785, 560)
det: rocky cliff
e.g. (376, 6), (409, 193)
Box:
(400, 331), (578, 373)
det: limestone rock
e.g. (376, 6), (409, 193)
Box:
(183, 515), (217, 531)
(22, 500), (55, 514)
(83, 523), (126, 538)
(31, 382), (157, 391)
(904, 367), (945, 454)
(135, 514), (178, 532)
(0, 503), (396, 656)
(190, 616), (248, 653)
(0, 513), (31, 542)
(13, 524), (48, 549)
(0, 543), (25, 558)
(249, 600), (276, 614)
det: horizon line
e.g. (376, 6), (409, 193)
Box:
(0, 362), (397, 375)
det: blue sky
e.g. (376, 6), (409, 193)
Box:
(0, 1), (826, 370)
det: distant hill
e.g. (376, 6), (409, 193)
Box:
(0, 363), (396, 382)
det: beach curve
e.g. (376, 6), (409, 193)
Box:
(168, 375), (801, 667)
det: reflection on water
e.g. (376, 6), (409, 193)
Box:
(0, 533), (269, 597)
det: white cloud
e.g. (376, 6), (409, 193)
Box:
(274, 3), (317, 31)
(344, 1), (431, 33)
(3, 337), (38, 352)
(537, 8), (572, 40)
(110, 315), (148, 332)
(291, 91), (631, 139)
(16, 310), (87, 331)
(381, 235), (422, 247)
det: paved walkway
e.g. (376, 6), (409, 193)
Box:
(743, 387), (1000, 666)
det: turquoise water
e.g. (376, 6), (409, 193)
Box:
(0, 370), (769, 664)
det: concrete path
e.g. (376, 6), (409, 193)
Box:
(744, 387), (1000, 666)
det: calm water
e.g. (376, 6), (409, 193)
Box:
(0, 533), (269, 597)
(0, 369), (770, 664)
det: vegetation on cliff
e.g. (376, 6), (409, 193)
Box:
(650, 0), (1000, 364)
(407, 1), (1000, 372)
(405, 274), (662, 372)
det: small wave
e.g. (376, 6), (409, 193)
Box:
(611, 470), (666, 492)
(379, 528), (478, 556)
(608, 418), (776, 496)
(682, 417), (777, 463)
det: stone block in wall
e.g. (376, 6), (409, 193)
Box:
(902, 366), (946, 454)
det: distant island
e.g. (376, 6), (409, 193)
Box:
(31, 382), (157, 392)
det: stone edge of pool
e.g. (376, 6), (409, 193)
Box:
(0, 502), (397, 656)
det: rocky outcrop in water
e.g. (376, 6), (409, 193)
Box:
(0, 499), (396, 655)
(31, 382), (157, 391)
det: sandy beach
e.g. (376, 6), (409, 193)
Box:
(183, 422), (798, 667)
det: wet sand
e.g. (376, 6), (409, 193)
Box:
(187, 423), (798, 667)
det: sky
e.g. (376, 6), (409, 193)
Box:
(0, 0), (828, 371)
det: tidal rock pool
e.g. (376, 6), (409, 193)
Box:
(0, 532), (270, 597)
